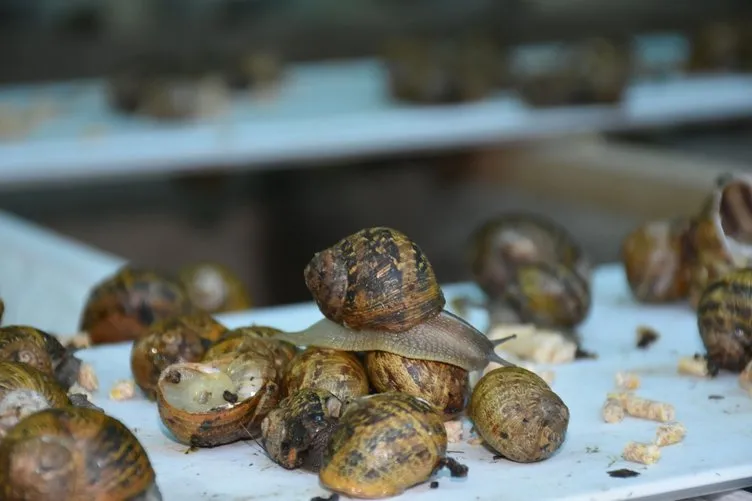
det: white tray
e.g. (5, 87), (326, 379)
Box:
(77, 266), (752, 501)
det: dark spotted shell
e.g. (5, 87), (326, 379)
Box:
(80, 266), (195, 345)
(282, 348), (369, 401)
(0, 407), (161, 500)
(697, 268), (752, 372)
(304, 227), (445, 333)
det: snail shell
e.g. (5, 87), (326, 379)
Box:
(304, 227), (445, 333)
(206, 326), (297, 373)
(0, 407), (162, 501)
(319, 392), (449, 499)
(156, 349), (280, 447)
(81, 266), (195, 345)
(688, 22), (746, 73)
(468, 367), (569, 463)
(178, 262), (252, 314)
(622, 218), (693, 303)
(260, 388), (343, 471)
(282, 348), (369, 401)
(365, 351), (469, 419)
(697, 268), (752, 372)
(0, 361), (70, 438)
(0, 326), (81, 390)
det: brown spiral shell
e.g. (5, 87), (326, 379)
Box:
(282, 348), (369, 401)
(0, 326), (81, 390)
(206, 326), (297, 374)
(0, 407), (161, 500)
(80, 266), (195, 345)
(304, 227), (445, 333)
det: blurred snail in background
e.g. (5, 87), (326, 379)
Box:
(319, 392), (467, 499)
(178, 261), (252, 314)
(0, 326), (82, 390)
(80, 266), (195, 345)
(468, 214), (592, 329)
(621, 218), (693, 303)
(469, 367), (569, 463)
(0, 361), (70, 438)
(0, 407), (162, 500)
(282, 348), (369, 401)
(688, 21), (750, 73)
(272, 227), (516, 372)
(130, 312), (227, 400)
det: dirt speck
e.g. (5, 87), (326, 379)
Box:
(608, 469), (640, 478)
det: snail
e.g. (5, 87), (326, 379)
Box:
(130, 314), (225, 400)
(282, 348), (369, 401)
(621, 218), (693, 303)
(697, 268), (752, 372)
(205, 326), (297, 373)
(688, 173), (752, 309)
(156, 347), (280, 447)
(0, 407), (162, 501)
(178, 262), (252, 314)
(319, 392), (467, 499)
(0, 326), (82, 390)
(365, 351), (469, 419)
(80, 265), (196, 345)
(0, 361), (70, 438)
(688, 21), (746, 73)
(468, 214), (592, 328)
(468, 367), (569, 463)
(260, 388), (343, 471)
(224, 50), (285, 92)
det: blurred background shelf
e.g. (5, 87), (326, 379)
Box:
(1, 57), (752, 188)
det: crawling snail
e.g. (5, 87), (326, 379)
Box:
(468, 214), (592, 328)
(621, 218), (693, 303)
(80, 265), (195, 345)
(178, 262), (252, 314)
(0, 407), (162, 500)
(319, 392), (467, 499)
(272, 227), (516, 372)
(0, 326), (82, 390)
(282, 347), (369, 401)
(469, 367), (569, 463)
(697, 268), (752, 372)
(0, 361), (70, 438)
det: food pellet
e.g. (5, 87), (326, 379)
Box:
(608, 393), (675, 422)
(78, 363), (99, 392)
(602, 398), (625, 424)
(615, 372), (640, 390)
(739, 360), (752, 396)
(623, 442), (661, 465)
(109, 379), (136, 401)
(444, 420), (464, 443)
(655, 422), (686, 447)
(678, 355), (711, 377)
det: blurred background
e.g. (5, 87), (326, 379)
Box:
(1, 0), (751, 307)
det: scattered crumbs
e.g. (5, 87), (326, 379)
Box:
(430, 481), (439, 489)
(492, 455), (503, 460)
(575, 347), (598, 360)
(311, 493), (339, 501)
(109, 379), (136, 401)
(678, 355), (712, 378)
(622, 442), (661, 465)
(77, 363), (99, 392)
(608, 469), (640, 478)
(615, 372), (641, 390)
(608, 393), (675, 422)
(708, 395), (724, 400)
(184, 445), (199, 455)
(602, 398), (625, 424)
(585, 446), (600, 454)
(654, 422), (686, 447)
(444, 420), (464, 443)
(636, 326), (659, 349)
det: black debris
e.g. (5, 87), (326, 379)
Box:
(439, 457), (469, 478)
(223, 390), (239, 403)
(430, 481), (439, 489)
(708, 395), (725, 400)
(492, 455), (503, 460)
(636, 327), (659, 349)
(311, 494), (339, 501)
(607, 469), (640, 478)
(575, 347), (598, 360)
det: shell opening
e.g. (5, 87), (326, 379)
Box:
(719, 179), (752, 248)
(0, 389), (51, 436)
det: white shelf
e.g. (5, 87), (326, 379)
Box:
(0, 57), (751, 187)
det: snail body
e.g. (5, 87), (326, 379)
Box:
(697, 268), (752, 372)
(622, 218), (693, 303)
(0, 361), (70, 438)
(365, 351), (469, 419)
(282, 347), (369, 401)
(80, 266), (195, 345)
(0, 407), (161, 501)
(0, 326), (81, 390)
(468, 367), (569, 463)
(319, 392), (455, 499)
(178, 262), (252, 314)
(260, 388), (343, 471)
(304, 227), (445, 333)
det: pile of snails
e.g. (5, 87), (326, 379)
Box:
(620, 173), (752, 374)
(121, 226), (570, 499)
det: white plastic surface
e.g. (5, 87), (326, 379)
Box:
(76, 266), (752, 501)
(1, 58), (752, 186)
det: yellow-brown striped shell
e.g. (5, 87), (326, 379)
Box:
(697, 268), (752, 372)
(178, 262), (252, 314)
(0, 326), (67, 377)
(0, 361), (70, 437)
(468, 367), (569, 463)
(80, 266), (195, 345)
(304, 227), (445, 333)
(156, 349), (280, 447)
(319, 392), (448, 499)
(0, 407), (161, 500)
(282, 348), (369, 401)
(621, 218), (693, 303)
(206, 326), (297, 374)
(365, 351), (469, 420)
